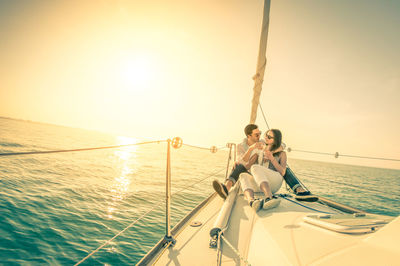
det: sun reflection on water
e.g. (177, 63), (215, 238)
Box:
(107, 136), (137, 219)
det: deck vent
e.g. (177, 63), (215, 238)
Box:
(353, 213), (366, 217)
(190, 221), (202, 227)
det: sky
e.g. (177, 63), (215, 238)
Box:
(0, 0), (399, 169)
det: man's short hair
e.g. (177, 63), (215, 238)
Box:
(244, 124), (258, 137)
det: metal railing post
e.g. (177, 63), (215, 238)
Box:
(233, 143), (237, 162)
(225, 143), (233, 179)
(164, 139), (176, 246)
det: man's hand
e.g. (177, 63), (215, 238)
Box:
(251, 141), (264, 150)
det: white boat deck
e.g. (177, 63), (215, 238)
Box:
(150, 192), (399, 265)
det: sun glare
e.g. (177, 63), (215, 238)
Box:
(107, 135), (138, 219)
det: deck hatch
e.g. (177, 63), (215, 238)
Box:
(304, 214), (394, 234)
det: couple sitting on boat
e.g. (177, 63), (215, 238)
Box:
(213, 124), (317, 212)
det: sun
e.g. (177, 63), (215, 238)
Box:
(120, 56), (152, 88)
(115, 51), (159, 94)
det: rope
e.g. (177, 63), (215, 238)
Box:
(216, 225), (228, 266)
(220, 234), (251, 266)
(152, 241), (173, 265)
(298, 174), (398, 200)
(0, 140), (165, 157)
(216, 231), (223, 266)
(286, 164), (310, 192)
(290, 149), (400, 162)
(258, 104), (270, 130)
(280, 195), (334, 214)
(74, 200), (165, 266)
(172, 167), (226, 196)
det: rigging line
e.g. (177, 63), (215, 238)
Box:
(280, 195), (335, 214)
(220, 234), (251, 266)
(171, 167), (226, 197)
(74, 200), (165, 266)
(75, 167), (225, 265)
(290, 149), (333, 156)
(0, 140), (166, 157)
(258, 104), (270, 130)
(216, 227), (224, 266)
(286, 164), (310, 192)
(290, 149), (400, 162)
(152, 241), (173, 265)
(298, 174), (398, 200)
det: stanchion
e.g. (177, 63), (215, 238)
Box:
(163, 137), (182, 247)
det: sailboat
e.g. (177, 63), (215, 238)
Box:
(137, 0), (400, 265)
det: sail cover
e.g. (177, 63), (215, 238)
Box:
(250, 0), (271, 123)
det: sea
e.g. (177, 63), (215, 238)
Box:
(1, 117), (399, 265)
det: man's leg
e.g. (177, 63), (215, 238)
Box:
(213, 164), (248, 199)
(282, 167), (303, 193)
(225, 179), (234, 191)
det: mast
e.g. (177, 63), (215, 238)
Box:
(249, 0), (271, 123)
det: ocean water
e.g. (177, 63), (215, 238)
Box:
(0, 117), (399, 265)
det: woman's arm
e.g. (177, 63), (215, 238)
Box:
(266, 151), (287, 176)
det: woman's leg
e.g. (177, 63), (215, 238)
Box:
(260, 181), (273, 199)
(251, 165), (282, 210)
(251, 165), (283, 195)
(243, 189), (255, 203)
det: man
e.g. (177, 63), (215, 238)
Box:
(212, 124), (263, 199)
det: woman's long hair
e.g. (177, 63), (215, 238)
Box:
(267, 129), (282, 153)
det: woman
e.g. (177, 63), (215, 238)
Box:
(239, 129), (286, 211)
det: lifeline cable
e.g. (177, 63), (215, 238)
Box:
(74, 166), (226, 265)
(74, 201), (165, 266)
(290, 149), (400, 162)
(172, 167), (226, 197)
(257, 104), (399, 163)
(0, 140), (165, 157)
(182, 143), (227, 151)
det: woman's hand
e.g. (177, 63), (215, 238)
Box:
(264, 150), (274, 161)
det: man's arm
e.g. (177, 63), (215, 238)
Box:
(244, 153), (259, 169)
(238, 142), (263, 163)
